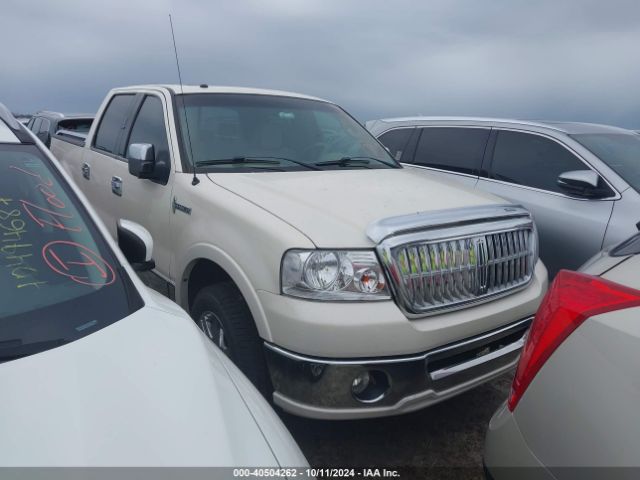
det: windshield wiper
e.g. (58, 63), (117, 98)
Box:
(195, 156), (321, 171)
(314, 156), (394, 168)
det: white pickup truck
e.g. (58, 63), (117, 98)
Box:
(52, 85), (547, 419)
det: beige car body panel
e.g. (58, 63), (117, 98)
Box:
(485, 254), (640, 478)
(53, 85), (546, 352)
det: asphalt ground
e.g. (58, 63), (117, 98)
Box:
(280, 374), (512, 480)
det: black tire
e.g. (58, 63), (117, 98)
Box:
(191, 282), (272, 395)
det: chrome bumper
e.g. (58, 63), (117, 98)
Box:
(264, 317), (531, 420)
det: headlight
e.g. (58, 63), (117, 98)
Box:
(281, 250), (391, 301)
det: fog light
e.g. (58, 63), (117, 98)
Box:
(351, 371), (371, 395)
(351, 369), (390, 404)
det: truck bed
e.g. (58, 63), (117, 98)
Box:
(52, 129), (87, 147)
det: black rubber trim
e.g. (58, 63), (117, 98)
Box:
(610, 232), (640, 257)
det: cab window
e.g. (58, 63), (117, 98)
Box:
(30, 117), (42, 133)
(378, 128), (413, 162)
(491, 131), (587, 193)
(94, 94), (136, 155)
(414, 127), (489, 175)
(126, 96), (170, 165)
(39, 118), (51, 134)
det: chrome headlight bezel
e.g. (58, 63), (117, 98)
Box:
(281, 249), (391, 301)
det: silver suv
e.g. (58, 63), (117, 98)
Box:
(368, 117), (640, 277)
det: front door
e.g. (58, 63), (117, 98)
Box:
(87, 93), (175, 280)
(477, 129), (615, 277)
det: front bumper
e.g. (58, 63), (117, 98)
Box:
(258, 261), (547, 359)
(265, 317), (531, 419)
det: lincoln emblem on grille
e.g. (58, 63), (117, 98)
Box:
(474, 236), (489, 295)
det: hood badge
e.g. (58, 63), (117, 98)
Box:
(172, 197), (192, 215)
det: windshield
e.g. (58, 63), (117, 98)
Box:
(571, 133), (640, 193)
(176, 94), (399, 171)
(0, 144), (143, 362)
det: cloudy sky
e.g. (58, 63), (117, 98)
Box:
(3, 0), (640, 127)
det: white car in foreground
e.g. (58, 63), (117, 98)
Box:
(0, 104), (306, 468)
(484, 234), (640, 478)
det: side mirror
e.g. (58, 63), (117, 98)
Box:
(557, 170), (610, 198)
(127, 143), (156, 179)
(117, 219), (155, 271)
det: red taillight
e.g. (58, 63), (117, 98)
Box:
(508, 269), (640, 411)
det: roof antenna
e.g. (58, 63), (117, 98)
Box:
(169, 14), (199, 186)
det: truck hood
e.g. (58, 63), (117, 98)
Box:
(207, 168), (501, 247)
(0, 305), (288, 467)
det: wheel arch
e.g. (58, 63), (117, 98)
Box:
(176, 243), (272, 341)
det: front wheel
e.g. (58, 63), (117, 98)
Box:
(191, 282), (272, 395)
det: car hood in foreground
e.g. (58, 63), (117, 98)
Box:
(0, 302), (300, 466)
(207, 168), (501, 247)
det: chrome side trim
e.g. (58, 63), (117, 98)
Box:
(478, 176), (620, 202)
(150, 267), (175, 286)
(403, 163), (479, 180)
(429, 336), (525, 381)
(375, 123), (492, 139)
(366, 204), (530, 244)
(373, 116), (569, 133)
(264, 316), (532, 366)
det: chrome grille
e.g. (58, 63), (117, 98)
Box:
(370, 205), (538, 317)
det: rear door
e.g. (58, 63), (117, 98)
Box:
(476, 129), (616, 277)
(403, 127), (490, 189)
(81, 93), (138, 231)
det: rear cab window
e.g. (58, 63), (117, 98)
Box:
(413, 127), (489, 175)
(0, 142), (143, 362)
(57, 118), (93, 134)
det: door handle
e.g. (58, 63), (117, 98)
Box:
(81, 163), (90, 180)
(111, 176), (123, 196)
